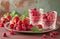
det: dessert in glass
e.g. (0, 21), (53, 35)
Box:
(42, 11), (57, 30)
(29, 8), (42, 26)
(29, 8), (57, 30)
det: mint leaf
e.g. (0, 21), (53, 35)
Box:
(10, 10), (19, 17)
(10, 10), (16, 17)
(31, 26), (40, 31)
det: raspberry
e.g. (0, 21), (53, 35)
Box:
(17, 20), (22, 26)
(10, 20), (15, 24)
(50, 33), (54, 37)
(32, 7), (37, 11)
(47, 15), (52, 21)
(5, 13), (11, 21)
(46, 11), (50, 16)
(0, 22), (4, 27)
(37, 24), (42, 29)
(14, 25), (17, 30)
(2, 32), (7, 37)
(29, 7), (37, 13)
(9, 30), (14, 35)
(22, 18), (29, 26)
(27, 24), (33, 30)
(42, 34), (47, 38)
(16, 25), (21, 31)
(51, 11), (55, 17)
(12, 15), (19, 23)
(9, 24), (14, 29)
(51, 11), (55, 19)
(42, 14), (47, 19)
(36, 11), (40, 16)
(1, 17), (7, 23)
(21, 24), (27, 31)
(52, 31), (58, 35)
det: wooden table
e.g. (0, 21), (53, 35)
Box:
(0, 16), (60, 39)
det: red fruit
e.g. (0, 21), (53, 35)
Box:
(50, 33), (54, 37)
(17, 20), (22, 26)
(14, 24), (17, 30)
(1, 17), (7, 23)
(32, 7), (37, 11)
(51, 11), (55, 19)
(2, 32), (7, 37)
(32, 16), (40, 23)
(42, 14), (47, 19)
(29, 7), (37, 13)
(22, 18), (29, 26)
(46, 11), (50, 16)
(9, 29), (14, 35)
(21, 24), (27, 31)
(47, 15), (52, 21)
(10, 20), (15, 24)
(38, 24), (42, 29)
(12, 15), (19, 23)
(52, 31), (58, 35)
(42, 34), (47, 38)
(16, 25), (21, 31)
(51, 11), (55, 16)
(5, 13), (11, 21)
(0, 22), (4, 27)
(36, 11), (40, 16)
(9, 24), (14, 29)
(27, 24), (33, 30)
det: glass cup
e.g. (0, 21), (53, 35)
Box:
(42, 11), (57, 30)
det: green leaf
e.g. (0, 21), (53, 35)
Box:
(31, 26), (40, 31)
(10, 10), (19, 17)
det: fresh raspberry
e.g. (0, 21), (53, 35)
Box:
(0, 22), (4, 27)
(42, 34), (47, 38)
(9, 30), (14, 35)
(5, 13), (11, 21)
(9, 24), (14, 29)
(17, 20), (22, 26)
(12, 15), (19, 23)
(14, 24), (17, 30)
(46, 11), (50, 16)
(29, 7), (37, 13)
(32, 16), (40, 23)
(32, 7), (37, 11)
(51, 11), (55, 17)
(16, 25), (21, 31)
(47, 15), (52, 21)
(22, 18), (29, 26)
(2, 32), (7, 37)
(36, 11), (40, 16)
(1, 17), (7, 23)
(27, 24), (33, 30)
(52, 31), (58, 35)
(50, 33), (54, 37)
(37, 24), (42, 29)
(10, 20), (15, 24)
(51, 11), (55, 19)
(42, 14), (47, 19)
(21, 24), (27, 31)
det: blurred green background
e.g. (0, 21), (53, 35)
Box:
(37, 0), (60, 16)
(0, 0), (60, 16)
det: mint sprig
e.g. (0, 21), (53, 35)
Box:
(31, 26), (40, 31)
(10, 10), (19, 17)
